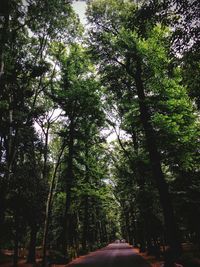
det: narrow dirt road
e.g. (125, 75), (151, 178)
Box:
(67, 243), (150, 267)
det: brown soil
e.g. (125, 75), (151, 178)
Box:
(133, 248), (163, 267)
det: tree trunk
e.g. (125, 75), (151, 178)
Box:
(13, 214), (19, 267)
(102, 224), (108, 243)
(27, 224), (37, 263)
(0, 183), (6, 250)
(82, 196), (89, 251)
(42, 130), (49, 181)
(134, 59), (181, 254)
(125, 211), (131, 244)
(0, 0), (9, 76)
(82, 144), (89, 251)
(42, 144), (65, 267)
(62, 120), (75, 254)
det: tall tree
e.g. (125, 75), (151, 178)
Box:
(48, 43), (106, 255)
(0, 0), (80, 264)
(87, 0), (199, 262)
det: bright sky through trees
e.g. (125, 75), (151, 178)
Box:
(72, 1), (87, 25)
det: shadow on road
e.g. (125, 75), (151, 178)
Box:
(67, 243), (150, 267)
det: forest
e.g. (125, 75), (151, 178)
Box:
(0, 0), (200, 267)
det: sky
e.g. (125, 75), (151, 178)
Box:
(72, 1), (87, 25)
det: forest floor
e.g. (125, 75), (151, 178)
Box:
(136, 243), (200, 267)
(0, 243), (150, 267)
(132, 247), (163, 267)
(0, 242), (200, 267)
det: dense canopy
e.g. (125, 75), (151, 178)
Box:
(0, 0), (199, 267)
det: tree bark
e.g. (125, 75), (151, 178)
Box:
(134, 59), (181, 254)
(27, 224), (37, 263)
(13, 213), (19, 267)
(82, 144), (89, 251)
(42, 143), (66, 267)
(82, 196), (89, 250)
(0, 6), (11, 242)
(62, 119), (75, 254)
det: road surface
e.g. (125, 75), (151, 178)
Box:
(67, 243), (150, 267)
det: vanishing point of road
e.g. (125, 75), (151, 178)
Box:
(67, 243), (150, 267)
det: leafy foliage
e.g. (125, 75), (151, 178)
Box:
(0, 1), (199, 266)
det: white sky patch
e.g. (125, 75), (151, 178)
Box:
(72, 1), (87, 25)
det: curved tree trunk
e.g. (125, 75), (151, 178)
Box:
(42, 144), (66, 267)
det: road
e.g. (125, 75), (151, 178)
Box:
(67, 243), (150, 267)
